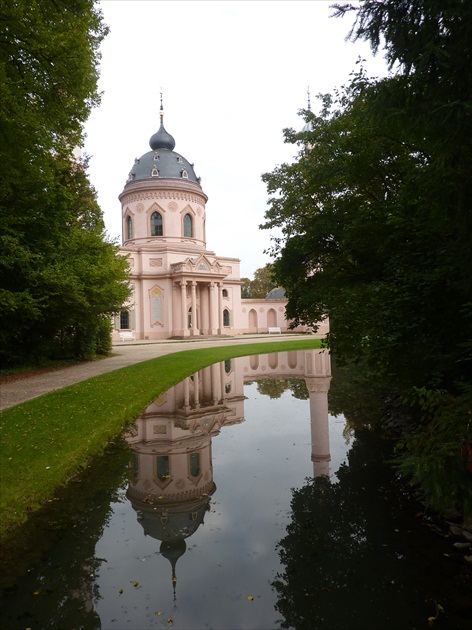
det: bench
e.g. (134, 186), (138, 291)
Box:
(119, 331), (136, 342)
(268, 327), (281, 334)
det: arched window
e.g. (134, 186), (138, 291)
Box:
(120, 310), (129, 329)
(222, 289), (228, 297)
(150, 211), (163, 236)
(223, 308), (230, 327)
(184, 213), (193, 237)
(126, 216), (133, 240)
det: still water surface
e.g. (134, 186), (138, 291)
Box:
(1, 350), (470, 629)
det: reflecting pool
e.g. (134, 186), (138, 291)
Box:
(1, 349), (470, 629)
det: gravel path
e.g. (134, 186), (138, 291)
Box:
(0, 334), (312, 410)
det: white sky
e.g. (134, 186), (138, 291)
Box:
(84, 0), (389, 278)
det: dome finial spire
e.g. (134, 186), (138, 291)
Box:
(149, 88), (176, 151)
(307, 85), (311, 111)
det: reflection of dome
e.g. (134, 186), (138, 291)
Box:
(266, 287), (286, 299)
(134, 501), (210, 542)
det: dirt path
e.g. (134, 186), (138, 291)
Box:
(0, 334), (311, 410)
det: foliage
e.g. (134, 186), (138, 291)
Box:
(256, 377), (309, 400)
(241, 263), (278, 298)
(0, 338), (322, 539)
(272, 430), (465, 630)
(395, 383), (472, 516)
(260, 0), (472, 518)
(0, 0), (129, 365)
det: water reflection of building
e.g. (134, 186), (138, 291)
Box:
(124, 349), (331, 592)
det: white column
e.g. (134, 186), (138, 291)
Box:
(217, 282), (224, 334)
(180, 280), (189, 337)
(191, 281), (198, 335)
(209, 282), (217, 335)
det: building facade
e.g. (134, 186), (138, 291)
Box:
(113, 103), (328, 341)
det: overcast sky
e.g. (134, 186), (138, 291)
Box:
(83, 0), (389, 278)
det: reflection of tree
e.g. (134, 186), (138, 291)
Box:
(0, 440), (131, 629)
(273, 431), (436, 630)
(287, 379), (309, 400)
(256, 378), (289, 399)
(256, 378), (309, 400)
(328, 358), (388, 429)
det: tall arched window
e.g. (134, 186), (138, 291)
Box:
(127, 216), (133, 240)
(184, 213), (193, 237)
(150, 211), (163, 236)
(223, 308), (230, 327)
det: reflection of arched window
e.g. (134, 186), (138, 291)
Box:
(223, 309), (230, 326)
(225, 383), (231, 394)
(224, 359), (232, 374)
(188, 307), (192, 328)
(156, 456), (170, 481)
(127, 216), (133, 240)
(150, 211), (163, 236)
(120, 310), (129, 329)
(189, 452), (200, 477)
(184, 213), (193, 237)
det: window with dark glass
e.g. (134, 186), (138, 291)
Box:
(120, 310), (129, 329)
(223, 308), (230, 326)
(151, 211), (163, 236)
(127, 216), (133, 240)
(189, 452), (200, 477)
(184, 213), (193, 237)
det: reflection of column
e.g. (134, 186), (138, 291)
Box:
(209, 282), (217, 335)
(180, 281), (189, 337)
(190, 281), (197, 335)
(193, 371), (200, 408)
(305, 376), (332, 477)
(184, 377), (190, 410)
(211, 361), (221, 404)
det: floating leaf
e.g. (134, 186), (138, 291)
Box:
(132, 581), (139, 587)
(119, 588), (124, 594)
(247, 595), (254, 601)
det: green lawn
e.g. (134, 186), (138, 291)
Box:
(0, 338), (322, 539)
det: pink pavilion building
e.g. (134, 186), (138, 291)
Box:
(113, 102), (328, 341)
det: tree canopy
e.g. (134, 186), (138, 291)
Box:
(260, 0), (472, 516)
(0, 0), (130, 365)
(241, 263), (278, 299)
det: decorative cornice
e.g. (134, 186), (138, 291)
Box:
(119, 178), (208, 205)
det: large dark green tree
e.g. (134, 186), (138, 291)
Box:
(261, 0), (472, 516)
(0, 0), (130, 364)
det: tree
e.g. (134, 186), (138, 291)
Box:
(260, 1), (472, 516)
(0, 1), (130, 365)
(241, 263), (278, 299)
